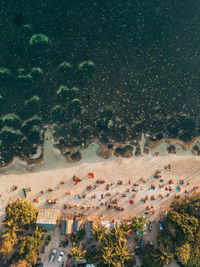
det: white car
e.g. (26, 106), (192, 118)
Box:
(49, 249), (57, 263)
(57, 251), (64, 262)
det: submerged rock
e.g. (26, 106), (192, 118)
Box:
(0, 127), (23, 143)
(0, 67), (11, 84)
(55, 61), (73, 84)
(56, 85), (79, 103)
(97, 145), (113, 159)
(29, 33), (50, 46)
(24, 95), (41, 115)
(78, 60), (96, 74)
(122, 149), (133, 158)
(192, 145), (199, 156)
(107, 143), (114, 149)
(0, 113), (22, 129)
(31, 67), (43, 80)
(70, 150), (81, 161)
(135, 146), (141, 156)
(68, 98), (82, 115)
(122, 145), (133, 158)
(167, 145), (176, 154)
(114, 147), (124, 157)
(143, 142), (149, 154)
(51, 105), (66, 123)
(21, 116), (42, 133)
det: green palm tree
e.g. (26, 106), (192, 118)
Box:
(70, 243), (86, 265)
(92, 223), (106, 242)
(110, 224), (126, 243)
(130, 216), (147, 236)
(115, 240), (133, 266)
(101, 242), (117, 267)
(151, 244), (173, 266)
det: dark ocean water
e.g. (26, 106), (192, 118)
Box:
(0, 0), (200, 163)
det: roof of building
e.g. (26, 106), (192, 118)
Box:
(36, 209), (58, 224)
(85, 220), (93, 239)
(61, 219), (73, 235)
(73, 220), (83, 232)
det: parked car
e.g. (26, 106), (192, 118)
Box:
(159, 222), (163, 230)
(149, 222), (152, 231)
(49, 249), (57, 263)
(58, 251), (64, 262)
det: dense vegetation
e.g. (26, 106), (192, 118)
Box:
(140, 193), (200, 267)
(0, 200), (43, 266)
(1, 0), (200, 164)
(158, 193), (200, 267)
(83, 217), (148, 266)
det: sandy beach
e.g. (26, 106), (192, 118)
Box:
(0, 152), (199, 229)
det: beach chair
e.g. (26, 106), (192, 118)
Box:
(96, 179), (105, 184)
(73, 175), (81, 183)
(88, 172), (94, 178)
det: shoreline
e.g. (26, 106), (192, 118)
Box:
(1, 128), (200, 175)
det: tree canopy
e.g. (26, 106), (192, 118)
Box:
(0, 200), (43, 265)
(158, 193), (200, 267)
(4, 200), (38, 227)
